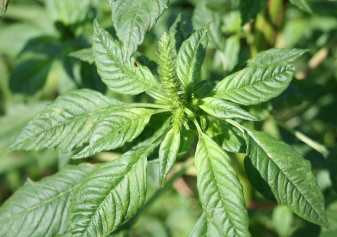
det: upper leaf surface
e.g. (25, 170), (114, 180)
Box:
(69, 48), (94, 64)
(176, 26), (209, 90)
(189, 213), (222, 237)
(200, 97), (258, 121)
(0, 164), (95, 237)
(244, 129), (328, 227)
(195, 131), (250, 236)
(73, 108), (154, 159)
(93, 19), (159, 95)
(169, 13), (186, 53)
(0, 0), (9, 17)
(69, 147), (150, 236)
(109, 0), (169, 57)
(248, 48), (309, 66)
(159, 128), (181, 186)
(8, 89), (128, 154)
(211, 64), (295, 105)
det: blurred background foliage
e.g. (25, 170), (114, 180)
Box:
(0, 0), (337, 236)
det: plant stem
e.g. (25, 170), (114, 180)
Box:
(275, 119), (330, 158)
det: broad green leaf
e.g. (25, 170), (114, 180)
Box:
(192, 2), (225, 50)
(159, 128), (180, 186)
(69, 48), (94, 64)
(211, 64), (295, 105)
(195, 131), (250, 236)
(7, 89), (145, 155)
(205, 120), (246, 153)
(0, 164), (95, 237)
(73, 108), (154, 159)
(244, 129), (328, 227)
(169, 13), (186, 53)
(9, 58), (53, 95)
(93, 19), (159, 95)
(69, 147), (150, 236)
(222, 34), (240, 71)
(0, 0), (9, 17)
(109, 0), (169, 57)
(45, 0), (91, 25)
(289, 0), (312, 13)
(176, 26), (209, 90)
(248, 48), (309, 66)
(189, 213), (222, 237)
(239, 0), (268, 25)
(199, 97), (258, 121)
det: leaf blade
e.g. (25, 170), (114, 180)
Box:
(69, 48), (94, 64)
(200, 97), (258, 121)
(212, 64), (295, 105)
(93, 19), (159, 95)
(244, 129), (328, 227)
(159, 128), (180, 186)
(0, 164), (95, 237)
(189, 213), (222, 237)
(69, 147), (150, 236)
(109, 0), (169, 57)
(176, 26), (209, 90)
(195, 131), (250, 236)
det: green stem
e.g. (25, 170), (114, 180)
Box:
(275, 119), (330, 158)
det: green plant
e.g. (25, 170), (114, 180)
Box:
(0, 0), (334, 236)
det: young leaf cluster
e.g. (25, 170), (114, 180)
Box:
(1, 1), (328, 236)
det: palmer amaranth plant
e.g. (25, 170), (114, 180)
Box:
(0, 0), (332, 236)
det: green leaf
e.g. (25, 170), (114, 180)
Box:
(69, 147), (150, 236)
(211, 64), (295, 105)
(93, 19), (159, 95)
(169, 13), (186, 53)
(205, 120), (246, 153)
(244, 128), (328, 227)
(199, 97), (258, 121)
(0, 164), (95, 237)
(159, 128), (180, 186)
(9, 58), (53, 95)
(272, 206), (293, 237)
(195, 131), (250, 236)
(69, 48), (94, 64)
(239, 0), (268, 25)
(0, 0), (9, 17)
(189, 213), (222, 237)
(248, 48), (309, 66)
(8, 89), (152, 157)
(45, 0), (92, 25)
(109, 0), (169, 57)
(289, 0), (312, 13)
(73, 108), (154, 159)
(176, 26), (209, 90)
